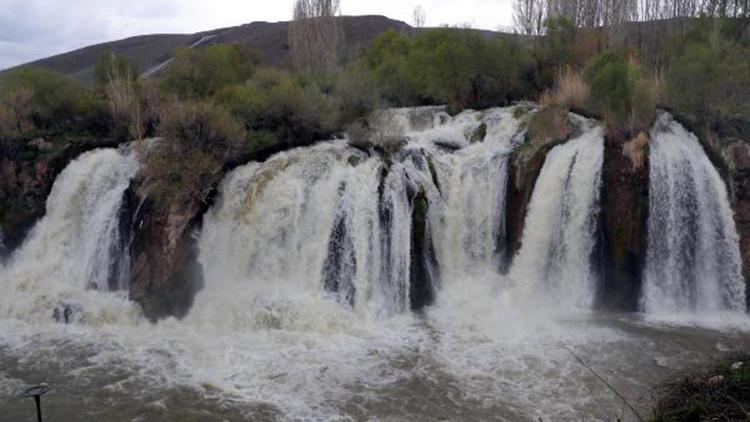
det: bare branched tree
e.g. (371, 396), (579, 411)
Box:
(289, 0), (345, 74)
(413, 5), (427, 27)
(1, 87), (33, 132)
(101, 53), (143, 140)
(514, 0), (747, 32)
(514, 0), (541, 34)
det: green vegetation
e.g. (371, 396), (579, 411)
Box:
(159, 44), (260, 99)
(94, 52), (139, 90)
(665, 25), (750, 130)
(1, 16), (748, 213)
(652, 354), (750, 421)
(362, 29), (529, 112)
(0, 67), (105, 135)
(138, 100), (246, 207)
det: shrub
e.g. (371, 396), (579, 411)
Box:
(334, 61), (381, 125)
(363, 30), (416, 105)
(587, 52), (634, 123)
(215, 68), (340, 147)
(159, 44), (260, 99)
(0, 67), (87, 131)
(0, 103), (16, 134)
(138, 100), (246, 207)
(539, 67), (590, 109)
(582, 52), (658, 133)
(363, 28), (524, 111)
(665, 38), (750, 126)
(94, 52), (139, 91)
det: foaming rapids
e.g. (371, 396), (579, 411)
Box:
(508, 118), (605, 310)
(0, 147), (140, 324)
(642, 113), (746, 315)
(1, 108), (749, 422)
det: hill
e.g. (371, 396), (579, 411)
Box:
(6, 15), (413, 85)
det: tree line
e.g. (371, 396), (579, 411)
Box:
(515, 0), (749, 34)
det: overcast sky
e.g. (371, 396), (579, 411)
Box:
(0, 0), (515, 70)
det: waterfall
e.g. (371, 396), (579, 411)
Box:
(509, 118), (605, 309)
(191, 107), (526, 322)
(0, 147), (139, 322)
(642, 113), (746, 313)
(427, 109), (522, 280)
(193, 142), (393, 325)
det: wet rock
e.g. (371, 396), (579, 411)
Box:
(597, 131), (650, 311)
(127, 186), (206, 322)
(470, 123), (488, 143)
(726, 141), (750, 301)
(27, 138), (54, 151)
(52, 304), (82, 324)
(707, 375), (724, 387)
(409, 189), (439, 310)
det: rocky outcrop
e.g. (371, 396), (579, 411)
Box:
(409, 188), (439, 310)
(597, 132), (650, 311)
(127, 187), (206, 322)
(726, 142), (750, 303)
(0, 137), (117, 256)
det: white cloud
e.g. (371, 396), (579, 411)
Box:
(0, 0), (514, 70)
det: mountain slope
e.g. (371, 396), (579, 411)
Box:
(9, 15), (412, 84)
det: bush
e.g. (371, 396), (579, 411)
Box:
(539, 67), (590, 109)
(214, 68), (340, 147)
(0, 67), (87, 131)
(334, 61), (381, 125)
(138, 100), (246, 207)
(363, 30), (417, 105)
(665, 37), (750, 126)
(159, 44), (260, 99)
(587, 52), (634, 123)
(363, 28), (525, 111)
(94, 52), (139, 91)
(583, 52), (658, 132)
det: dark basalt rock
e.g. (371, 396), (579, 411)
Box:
(409, 189), (439, 310)
(126, 186), (206, 322)
(597, 131), (650, 311)
(322, 211), (356, 307)
(727, 141), (750, 307)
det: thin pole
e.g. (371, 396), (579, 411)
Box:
(34, 395), (42, 422)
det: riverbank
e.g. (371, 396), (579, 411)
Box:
(651, 353), (750, 421)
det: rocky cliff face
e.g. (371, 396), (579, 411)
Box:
(127, 185), (206, 322)
(598, 132), (650, 310)
(727, 142), (750, 305)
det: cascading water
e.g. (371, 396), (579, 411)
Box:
(642, 113), (746, 314)
(0, 147), (139, 322)
(509, 117), (605, 309)
(1, 108), (749, 422)
(193, 107), (524, 321)
(424, 108), (523, 279)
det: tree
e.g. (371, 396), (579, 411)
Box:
(413, 5), (427, 28)
(96, 52), (141, 140)
(288, 0), (345, 74)
(1, 87), (33, 132)
(0, 67), (85, 130)
(514, 0), (547, 35)
(159, 44), (259, 99)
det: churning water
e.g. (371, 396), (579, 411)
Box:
(1, 108), (749, 421)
